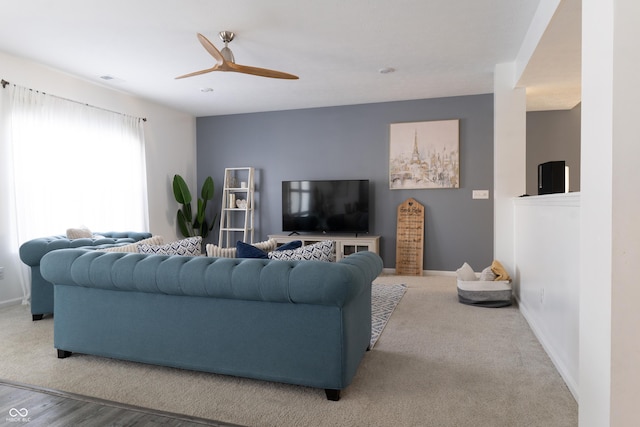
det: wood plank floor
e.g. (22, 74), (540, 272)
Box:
(0, 380), (243, 427)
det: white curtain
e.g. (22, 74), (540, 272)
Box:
(9, 85), (148, 239)
(3, 85), (148, 302)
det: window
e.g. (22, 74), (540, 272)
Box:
(7, 85), (148, 241)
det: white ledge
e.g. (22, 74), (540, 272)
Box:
(513, 192), (580, 207)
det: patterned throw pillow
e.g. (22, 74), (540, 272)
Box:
(268, 240), (334, 262)
(138, 236), (202, 256)
(98, 235), (164, 253)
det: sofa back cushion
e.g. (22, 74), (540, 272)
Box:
(40, 249), (384, 307)
(19, 231), (153, 266)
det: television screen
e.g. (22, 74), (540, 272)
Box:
(282, 180), (369, 234)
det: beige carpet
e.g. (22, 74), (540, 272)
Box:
(0, 275), (577, 427)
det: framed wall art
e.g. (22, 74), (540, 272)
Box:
(389, 119), (460, 189)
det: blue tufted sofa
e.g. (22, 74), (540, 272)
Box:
(40, 248), (383, 400)
(19, 232), (152, 320)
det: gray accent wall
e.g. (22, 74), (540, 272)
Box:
(197, 94), (494, 271)
(526, 103), (581, 195)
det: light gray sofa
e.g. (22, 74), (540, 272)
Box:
(40, 248), (383, 400)
(19, 232), (152, 320)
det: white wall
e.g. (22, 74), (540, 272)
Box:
(513, 193), (580, 400)
(0, 51), (196, 306)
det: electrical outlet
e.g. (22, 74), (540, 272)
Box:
(472, 190), (490, 199)
(0, 267), (4, 280)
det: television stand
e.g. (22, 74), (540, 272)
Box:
(268, 234), (380, 262)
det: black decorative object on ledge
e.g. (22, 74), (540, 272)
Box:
(538, 161), (568, 195)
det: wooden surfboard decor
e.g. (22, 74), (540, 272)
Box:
(395, 198), (424, 275)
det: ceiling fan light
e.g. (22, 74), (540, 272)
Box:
(378, 67), (396, 74)
(221, 46), (235, 63)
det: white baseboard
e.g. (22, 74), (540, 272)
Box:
(0, 298), (25, 309)
(516, 295), (579, 403)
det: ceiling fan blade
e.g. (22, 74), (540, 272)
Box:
(228, 62), (299, 80)
(175, 66), (218, 80)
(178, 31), (298, 80)
(197, 33), (225, 64)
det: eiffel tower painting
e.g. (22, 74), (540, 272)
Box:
(389, 119), (460, 189)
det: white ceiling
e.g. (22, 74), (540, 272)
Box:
(519, 0), (581, 111)
(0, 0), (580, 117)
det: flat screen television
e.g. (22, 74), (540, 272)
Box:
(282, 179), (369, 234)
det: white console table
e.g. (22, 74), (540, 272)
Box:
(268, 234), (380, 262)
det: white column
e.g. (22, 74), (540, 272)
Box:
(493, 62), (526, 273)
(610, 1), (640, 423)
(580, 0), (640, 425)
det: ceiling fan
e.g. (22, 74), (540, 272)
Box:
(175, 31), (299, 80)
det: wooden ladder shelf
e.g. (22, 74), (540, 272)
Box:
(218, 167), (255, 248)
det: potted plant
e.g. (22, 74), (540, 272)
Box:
(172, 174), (216, 239)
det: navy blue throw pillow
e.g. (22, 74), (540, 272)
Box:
(236, 241), (269, 259)
(236, 240), (303, 259)
(276, 240), (302, 251)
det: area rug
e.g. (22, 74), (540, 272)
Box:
(370, 283), (406, 348)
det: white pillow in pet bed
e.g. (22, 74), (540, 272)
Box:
(479, 266), (497, 281)
(456, 262), (477, 281)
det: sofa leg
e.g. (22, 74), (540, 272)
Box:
(32, 314), (44, 321)
(57, 350), (72, 359)
(325, 389), (340, 401)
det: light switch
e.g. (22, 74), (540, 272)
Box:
(472, 190), (489, 199)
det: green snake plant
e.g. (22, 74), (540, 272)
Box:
(172, 174), (216, 239)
